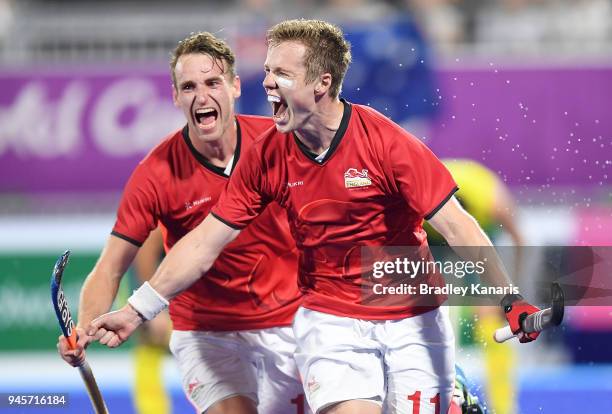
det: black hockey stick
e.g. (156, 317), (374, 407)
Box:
(494, 283), (564, 343)
(51, 250), (109, 413)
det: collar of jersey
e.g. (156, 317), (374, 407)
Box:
(292, 99), (352, 166)
(181, 118), (242, 178)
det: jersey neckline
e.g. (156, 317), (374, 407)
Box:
(292, 99), (352, 166)
(181, 118), (242, 178)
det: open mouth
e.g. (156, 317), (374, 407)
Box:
(194, 107), (218, 129)
(267, 95), (288, 121)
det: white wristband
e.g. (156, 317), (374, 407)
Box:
(127, 281), (169, 321)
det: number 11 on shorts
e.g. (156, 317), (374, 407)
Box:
(408, 391), (440, 414)
(290, 393), (305, 414)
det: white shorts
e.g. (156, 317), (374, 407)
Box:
(293, 307), (455, 414)
(170, 327), (308, 414)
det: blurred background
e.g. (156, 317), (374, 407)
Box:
(0, 0), (611, 413)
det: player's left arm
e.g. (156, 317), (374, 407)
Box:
(428, 196), (513, 289)
(428, 196), (493, 249)
(428, 196), (540, 342)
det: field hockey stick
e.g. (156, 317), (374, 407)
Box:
(494, 283), (565, 343)
(51, 250), (109, 414)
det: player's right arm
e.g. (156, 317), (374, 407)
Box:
(58, 235), (139, 366)
(87, 214), (240, 348)
(59, 158), (162, 362)
(87, 143), (269, 348)
(148, 214), (240, 299)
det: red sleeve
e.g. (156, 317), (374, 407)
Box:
(211, 145), (270, 229)
(387, 131), (457, 219)
(111, 163), (162, 246)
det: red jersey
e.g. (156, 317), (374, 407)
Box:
(212, 102), (457, 320)
(112, 115), (302, 331)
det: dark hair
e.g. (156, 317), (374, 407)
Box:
(170, 32), (236, 89)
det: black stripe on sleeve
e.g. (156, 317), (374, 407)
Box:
(111, 231), (144, 247)
(424, 186), (459, 221)
(210, 212), (245, 230)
